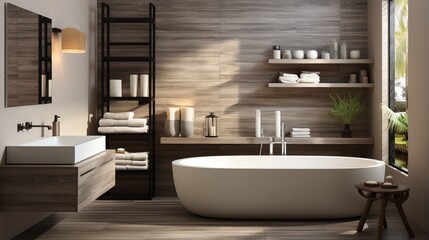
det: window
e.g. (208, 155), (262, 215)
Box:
(389, 0), (408, 172)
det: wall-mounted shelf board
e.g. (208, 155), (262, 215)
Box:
(268, 59), (374, 64)
(160, 137), (374, 145)
(268, 83), (374, 88)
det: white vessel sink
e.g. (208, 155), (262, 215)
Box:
(7, 136), (106, 165)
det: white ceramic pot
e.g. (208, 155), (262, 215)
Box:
(350, 50), (360, 59)
(293, 50), (304, 59)
(306, 50), (318, 59)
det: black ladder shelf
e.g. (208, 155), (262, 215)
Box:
(100, 2), (156, 200)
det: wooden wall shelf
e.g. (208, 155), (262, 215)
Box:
(160, 137), (374, 145)
(268, 59), (374, 64)
(268, 83), (374, 88)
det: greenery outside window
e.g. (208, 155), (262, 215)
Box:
(389, 0), (408, 172)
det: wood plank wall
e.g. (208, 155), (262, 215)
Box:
(97, 0), (369, 196)
(6, 4), (39, 107)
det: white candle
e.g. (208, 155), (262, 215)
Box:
(275, 111), (281, 138)
(180, 107), (194, 121)
(139, 74), (149, 97)
(48, 79), (52, 97)
(130, 74), (138, 97)
(110, 79), (122, 97)
(167, 107), (180, 121)
(255, 109), (261, 137)
(209, 125), (216, 136)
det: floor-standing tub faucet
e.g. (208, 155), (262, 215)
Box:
(269, 122), (287, 155)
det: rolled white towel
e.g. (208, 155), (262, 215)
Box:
(98, 126), (148, 134)
(291, 128), (311, 132)
(116, 160), (148, 166)
(103, 112), (134, 120)
(99, 118), (147, 127)
(290, 131), (311, 137)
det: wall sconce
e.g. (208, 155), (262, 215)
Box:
(52, 27), (87, 53)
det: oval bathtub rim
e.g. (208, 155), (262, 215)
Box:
(172, 155), (385, 171)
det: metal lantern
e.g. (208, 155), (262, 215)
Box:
(205, 112), (219, 137)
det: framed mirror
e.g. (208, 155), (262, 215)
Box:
(5, 3), (52, 107)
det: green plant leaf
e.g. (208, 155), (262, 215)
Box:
(329, 92), (366, 124)
(380, 103), (408, 134)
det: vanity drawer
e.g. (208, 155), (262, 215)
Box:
(0, 150), (115, 212)
(77, 153), (115, 211)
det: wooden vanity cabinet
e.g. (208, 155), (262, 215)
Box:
(0, 150), (115, 212)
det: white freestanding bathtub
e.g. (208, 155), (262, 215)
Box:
(172, 155), (385, 219)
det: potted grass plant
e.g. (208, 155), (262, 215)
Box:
(329, 92), (366, 138)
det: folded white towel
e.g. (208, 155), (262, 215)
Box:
(290, 131), (311, 137)
(302, 71), (320, 75)
(98, 126), (148, 134)
(299, 77), (320, 83)
(115, 152), (149, 161)
(282, 73), (299, 78)
(103, 112), (134, 120)
(279, 76), (299, 84)
(291, 128), (311, 132)
(99, 118), (147, 127)
(115, 165), (127, 171)
(116, 160), (148, 166)
(115, 165), (149, 171)
(302, 74), (319, 78)
(116, 165), (149, 171)
(290, 134), (311, 138)
(300, 73), (320, 79)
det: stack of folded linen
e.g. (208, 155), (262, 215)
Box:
(279, 73), (300, 84)
(299, 71), (320, 83)
(290, 128), (311, 138)
(98, 112), (148, 134)
(115, 151), (149, 171)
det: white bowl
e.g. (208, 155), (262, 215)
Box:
(350, 50), (360, 59)
(293, 50), (304, 59)
(306, 50), (318, 59)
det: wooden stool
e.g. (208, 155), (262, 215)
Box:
(355, 183), (415, 240)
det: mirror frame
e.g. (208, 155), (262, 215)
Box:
(5, 3), (52, 107)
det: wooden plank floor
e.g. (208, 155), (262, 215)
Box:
(15, 198), (428, 240)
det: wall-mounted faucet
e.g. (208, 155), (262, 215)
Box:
(17, 122), (52, 132)
(269, 122), (287, 155)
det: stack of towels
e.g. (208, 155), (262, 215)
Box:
(290, 128), (311, 138)
(299, 71), (320, 83)
(98, 112), (148, 134)
(278, 73), (300, 83)
(115, 150), (149, 171)
(278, 71), (320, 84)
